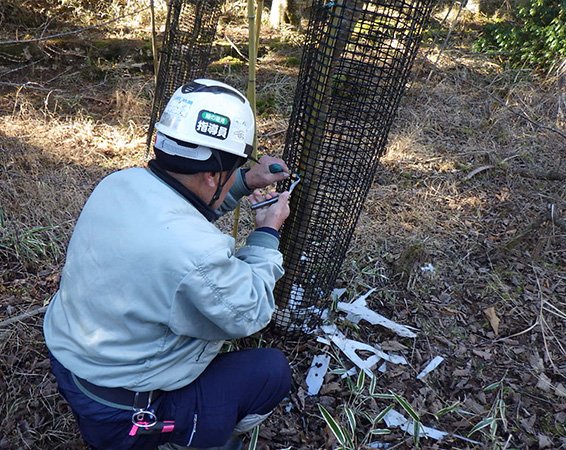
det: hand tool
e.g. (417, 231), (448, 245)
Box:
(251, 174), (301, 210)
(268, 163), (284, 173)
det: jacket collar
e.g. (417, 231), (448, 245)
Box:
(147, 159), (219, 222)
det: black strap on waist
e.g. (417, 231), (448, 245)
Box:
(72, 373), (161, 411)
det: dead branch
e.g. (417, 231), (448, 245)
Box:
(0, 306), (47, 328)
(427, 57), (566, 142)
(549, 206), (566, 231)
(223, 34), (249, 62)
(515, 168), (566, 182)
(503, 204), (565, 251)
(464, 164), (495, 180)
(0, 7), (150, 45)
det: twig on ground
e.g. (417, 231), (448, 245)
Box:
(0, 59), (46, 78)
(515, 168), (566, 182)
(0, 7), (150, 45)
(425, 0), (465, 83)
(0, 306), (47, 328)
(223, 34), (249, 62)
(502, 204), (565, 251)
(260, 128), (287, 138)
(0, 81), (63, 92)
(494, 320), (539, 343)
(533, 266), (564, 375)
(427, 54), (566, 141)
(464, 165), (495, 180)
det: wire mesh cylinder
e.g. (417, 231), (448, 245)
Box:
(272, 0), (435, 334)
(147, 0), (225, 149)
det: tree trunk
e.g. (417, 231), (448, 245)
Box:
(269, 0), (302, 29)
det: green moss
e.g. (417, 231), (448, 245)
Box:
(284, 55), (301, 67)
(256, 93), (277, 117)
(208, 56), (245, 73)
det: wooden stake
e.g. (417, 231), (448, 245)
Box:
(233, 0), (261, 239)
(149, 0), (159, 85)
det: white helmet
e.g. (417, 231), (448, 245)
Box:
(155, 79), (254, 160)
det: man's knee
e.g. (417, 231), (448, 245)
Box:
(257, 348), (292, 398)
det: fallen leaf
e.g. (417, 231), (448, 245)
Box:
(536, 373), (552, 392)
(555, 383), (566, 398)
(483, 306), (500, 335)
(320, 382), (341, 395)
(538, 434), (553, 449)
(528, 353), (545, 372)
(381, 340), (409, 352)
(472, 349), (492, 360)
(520, 414), (537, 434)
(465, 164), (495, 180)
(453, 368), (470, 377)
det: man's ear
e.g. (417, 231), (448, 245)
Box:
(202, 171), (219, 187)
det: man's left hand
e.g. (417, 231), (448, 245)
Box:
(244, 156), (290, 190)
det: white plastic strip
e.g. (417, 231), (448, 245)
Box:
(416, 356), (445, 380)
(306, 354), (331, 396)
(337, 293), (418, 338)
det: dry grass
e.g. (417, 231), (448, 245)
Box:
(1, 4), (565, 450)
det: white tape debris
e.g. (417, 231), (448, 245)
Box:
(289, 284), (305, 310)
(383, 409), (448, 441)
(340, 367), (358, 379)
(337, 290), (418, 338)
(321, 324), (407, 378)
(274, 284), (329, 334)
(316, 336), (331, 346)
(331, 287), (348, 301)
(306, 354), (331, 396)
(416, 356), (445, 380)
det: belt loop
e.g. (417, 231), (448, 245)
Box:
(133, 391), (141, 410)
(133, 390), (154, 411)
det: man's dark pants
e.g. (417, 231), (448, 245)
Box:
(50, 348), (292, 449)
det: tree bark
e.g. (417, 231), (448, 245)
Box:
(269, 0), (302, 29)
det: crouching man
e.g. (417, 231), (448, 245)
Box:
(44, 79), (293, 450)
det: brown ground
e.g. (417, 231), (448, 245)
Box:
(1, 2), (565, 449)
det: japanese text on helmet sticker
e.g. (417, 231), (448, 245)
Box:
(231, 119), (247, 142)
(165, 97), (194, 118)
(195, 110), (230, 140)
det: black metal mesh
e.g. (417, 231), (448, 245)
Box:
(272, 0), (436, 334)
(146, 0), (225, 150)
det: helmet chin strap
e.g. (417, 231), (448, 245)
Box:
(207, 150), (241, 207)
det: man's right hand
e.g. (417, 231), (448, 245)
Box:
(250, 191), (291, 231)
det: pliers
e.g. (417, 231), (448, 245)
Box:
(250, 173), (301, 210)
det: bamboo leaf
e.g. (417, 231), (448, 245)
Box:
(433, 401), (461, 420)
(413, 420), (422, 447)
(360, 411), (374, 423)
(469, 417), (496, 436)
(248, 426), (260, 450)
(392, 393), (420, 423)
(369, 374), (377, 396)
(344, 406), (356, 436)
(374, 404), (394, 425)
(373, 393), (395, 400)
(355, 369), (365, 393)
(464, 164), (495, 180)
(483, 381), (502, 392)
(497, 399), (508, 431)
(370, 428), (391, 435)
(318, 404), (347, 446)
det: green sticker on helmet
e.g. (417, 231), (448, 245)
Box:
(196, 110), (230, 140)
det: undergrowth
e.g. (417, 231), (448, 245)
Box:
(474, 0), (566, 71)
